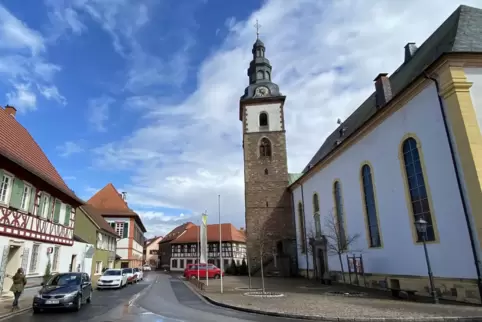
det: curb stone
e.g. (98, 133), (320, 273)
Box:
(0, 307), (31, 321)
(200, 293), (482, 322)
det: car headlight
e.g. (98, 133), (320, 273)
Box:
(64, 291), (78, 299)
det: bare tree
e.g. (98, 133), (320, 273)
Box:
(324, 209), (360, 283)
(248, 224), (281, 294)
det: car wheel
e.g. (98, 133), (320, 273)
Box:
(214, 274), (220, 279)
(86, 291), (92, 304)
(190, 275), (196, 280)
(33, 308), (40, 314)
(74, 295), (82, 311)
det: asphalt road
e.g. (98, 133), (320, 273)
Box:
(3, 272), (305, 322)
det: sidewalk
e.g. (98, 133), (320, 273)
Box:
(190, 276), (482, 321)
(0, 287), (40, 319)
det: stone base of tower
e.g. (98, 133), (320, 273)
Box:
(244, 204), (297, 277)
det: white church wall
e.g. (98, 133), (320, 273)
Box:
(292, 83), (477, 280)
(244, 102), (283, 133)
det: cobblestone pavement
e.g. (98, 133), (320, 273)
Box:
(197, 276), (482, 320)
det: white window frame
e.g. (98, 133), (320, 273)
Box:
(115, 222), (124, 237)
(29, 244), (40, 273)
(58, 202), (66, 226)
(0, 172), (14, 205)
(20, 182), (32, 212)
(41, 193), (51, 219)
(95, 261), (103, 275)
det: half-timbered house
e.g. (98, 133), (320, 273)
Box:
(0, 105), (83, 293)
(169, 223), (246, 272)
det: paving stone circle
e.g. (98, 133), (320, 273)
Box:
(235, 287), (262, 291)
(243, 291), (285, 298)
(325, 291), (367, 297)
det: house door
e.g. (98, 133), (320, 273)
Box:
(70, 255), (77, 272)
(2, 245), (21, 293)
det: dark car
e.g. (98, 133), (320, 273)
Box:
(32, 272), (92, 313)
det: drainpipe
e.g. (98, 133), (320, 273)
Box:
(300, 184), (310, 279)
(424, 72), (482, 303)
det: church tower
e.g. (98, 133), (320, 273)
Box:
(240, 29), (295, 274)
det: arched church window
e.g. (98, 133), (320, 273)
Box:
(361, 164), (381, 247)
(298, 202), (306, 253)
(401, 137), (436, 242)
(266, 71), (271, 80)
(333, 180), (347, 250)
(257, 70), (264, 80)
(259, 138), (272, 157)
(313, 193), (321, 238)
(259, 112), (268, 127)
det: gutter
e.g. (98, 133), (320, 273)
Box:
(424, 72), (482, 303)
(299, 183), (310, 279)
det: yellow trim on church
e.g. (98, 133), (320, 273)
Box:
(358, 160), (384, 249)
(397, 133), (440, 245)
(438, 64), (482, 250)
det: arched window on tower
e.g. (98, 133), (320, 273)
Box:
(259, 138), (272, 157)
(257, 71), (264, 80)
(259, 112), (269, 130)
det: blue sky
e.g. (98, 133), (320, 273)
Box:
(0, 0), (476, 237)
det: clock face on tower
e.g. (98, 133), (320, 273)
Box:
(254, 86), (269, 97)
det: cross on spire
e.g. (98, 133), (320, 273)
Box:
(254, 19), (261, 39)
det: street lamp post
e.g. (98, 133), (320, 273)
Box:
(414, 218), (439, 304)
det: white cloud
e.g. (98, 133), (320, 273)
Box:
(93, 0), (480, 234)
(87, 96), (114, 132)
(0, 4), (65, 111)
(135, 210), (195, 238)
(57, 141), (85, 157)
(6, 83), (37, 112)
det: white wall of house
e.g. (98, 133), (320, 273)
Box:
(292, 83), (477, 279)
(465, 67), (482, 133)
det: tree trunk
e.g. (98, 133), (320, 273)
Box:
(338, 253), (346, 284)
(260, 248), (265, 294)
(247, 254), (252, 290)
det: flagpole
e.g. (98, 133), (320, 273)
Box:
(219, 194), (223, 294)
(205, 211), (208, 286)
(197, 217), (200, 280)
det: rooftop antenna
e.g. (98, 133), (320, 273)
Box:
(254, 19), (261, 40)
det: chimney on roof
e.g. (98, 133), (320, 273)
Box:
(374, 73), (392, 108)
(404, 42), (418, 63)
(121, 192), (127, 200)
(4, 105), (16, 117)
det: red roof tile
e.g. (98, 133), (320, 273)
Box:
(171, 223), (246, 244)
(0, 106), (80, 203)
(160, 222), (195, 243)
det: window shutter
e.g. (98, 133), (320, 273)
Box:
(28, 188), (36, 214)
(53, 199), (61, 223)
(46, 197), (53, 219)
(10, 178), (24, 209)
(64, 205), (71, 226)
(123, 222), (129, 238)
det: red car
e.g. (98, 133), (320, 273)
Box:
(184, 263), (224, 280)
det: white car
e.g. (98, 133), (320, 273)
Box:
(133, 267), (143, 281)
(142, 264), (151, 271)
(97, 269), (127, 289)
(122, 268), (136, 284)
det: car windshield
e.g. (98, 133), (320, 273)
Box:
(123, 268), (133, 274)
(47, 274), (81, 286)
(103, 270), (121, 276)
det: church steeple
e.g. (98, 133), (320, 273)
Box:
(241, 21), (282, 101)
